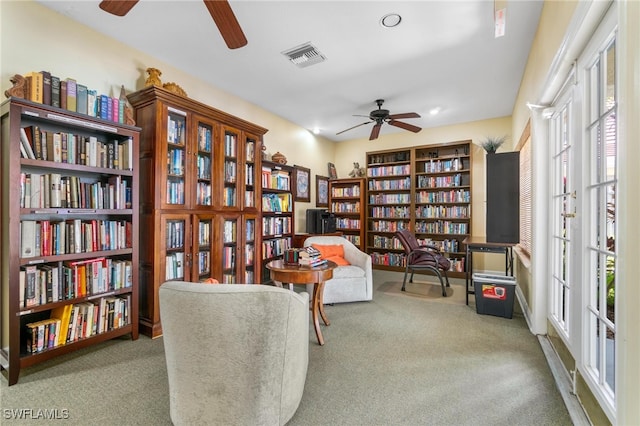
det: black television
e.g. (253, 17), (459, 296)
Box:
(305, 209), (336, 234)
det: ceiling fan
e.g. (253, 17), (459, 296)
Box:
(337, 99), (422, 141)
(98, 0), (247, 49)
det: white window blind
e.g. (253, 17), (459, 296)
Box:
(518, 123), (532, 257)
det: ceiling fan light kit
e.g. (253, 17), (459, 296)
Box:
(337, 99), (422, 141)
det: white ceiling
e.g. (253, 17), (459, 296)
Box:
(36, 0), (543, 142)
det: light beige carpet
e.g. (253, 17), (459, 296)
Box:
(378, 279), (468, 305)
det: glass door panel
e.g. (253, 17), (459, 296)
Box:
(244, 135), (258, 209)
(196, 122), (213, 207)
(222, 127), (238, 208)
(161, 216), (187, 282)
(193, 215), (215, 282)
(165, 108), (187, 207)
(244, 216), (256, 283)
(221, 217), (238, 283)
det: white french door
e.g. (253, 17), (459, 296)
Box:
(547, 3), (618, 421)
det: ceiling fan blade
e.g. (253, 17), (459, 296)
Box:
(99, 0), (139, 16)
(336, 121), (372, 135)
(370, 123), (382, 140)
(388, 112), (421, 120)
(389, 120), (422, 133)
(203, 0), (248, 49)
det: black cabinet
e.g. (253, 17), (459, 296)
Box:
(486, 152), (519, 243)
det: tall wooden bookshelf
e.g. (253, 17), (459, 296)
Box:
(128, 86), (266, 338)
(328, 178), (366, 250)
(0, 97), (140, 385)
(260, 160), (294, 283)
(366, 140), (472, 278)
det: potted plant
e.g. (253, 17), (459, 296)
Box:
(479, 135), (508, 154)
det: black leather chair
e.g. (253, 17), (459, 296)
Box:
(395, 229), (451, 297)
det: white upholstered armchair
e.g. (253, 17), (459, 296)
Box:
(303, 235), (373, 304)
(159, 281), (309, 426)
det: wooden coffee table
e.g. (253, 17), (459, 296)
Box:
(266, 259), (337, 345)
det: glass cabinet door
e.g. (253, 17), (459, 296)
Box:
(243, 215), (257, 283)
(221, 126), (239, 208)
(220, 216), (238, 283)
(192, 214), (216, 282)
(195, 120), (214, 207)
(244, 135), (259, 210)
(161, 215), (188, 282)
(164, 107), (187, 208)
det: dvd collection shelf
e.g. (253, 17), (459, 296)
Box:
(365, 141), (472, 278)
(328, 178), (366, 250)
(1, 97), (140, 385)
(128, 86), (266, 337)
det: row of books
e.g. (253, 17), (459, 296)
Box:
(367, 177), (411, 191)
(423, 158), (465, 173)
(417, 174), (465, 189)
(367, 165), (411, 177)
(415, 189), (471, 203)
(335, 218), (361, 229)
(223, 220), (237, 244)
(369, 219), (409, 232)
(224, 133), (237, 157)
(331, 185), (361, 197)
(262, 168), (290, 190)
(20, 219), (132, 258)
(167, 147), (185, 176)
(415, 205), (470, 219)
(19, 258), (133, 308)
(222, 187), (236, 207)
(21, 71), (129, 124)
(165, 253), (185, 280)
(196, 181), (212, 206)
(25, 295), (131, 354)
(198, 125), (212, 152)
(369, 193), (411, 204)
(262, 193), (292, 213)
(196, 154), (212, 180)
(262, 237), (291, 260)
(331, 201), (361, 213)
(262, 216), (292, 236)
(415, 220), (468, 235)
(166, 180), (185, 205)
(19, 126), (134, 170)
(167, 116), (186, 144)
(20, 173), (131, 210)
(222, 247), (236, 270)
(370, 206), (410, 219)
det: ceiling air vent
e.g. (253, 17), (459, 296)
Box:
(282, 42), (327, 68)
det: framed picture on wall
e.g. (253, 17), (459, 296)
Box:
(294, 165), (311, 202)
(328, 162), (338, 179)
(316, 175), (329, 207)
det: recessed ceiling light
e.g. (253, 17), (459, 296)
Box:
(312, 127), (320, 135)
(429, 107), (441, 116)
(380, 13), (402, 28)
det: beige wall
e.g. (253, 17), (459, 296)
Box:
(0, 0), (335, 233)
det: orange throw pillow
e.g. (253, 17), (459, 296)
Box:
(311, 244), (350, 266)
(311, 244), (344, 259)
(326, 255), (350, 266)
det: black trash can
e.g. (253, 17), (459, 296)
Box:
(473, 273), (516, 319)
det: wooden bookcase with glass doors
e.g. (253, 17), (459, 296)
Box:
(366, 140), (472, 278)
(128, 86), (266, 338)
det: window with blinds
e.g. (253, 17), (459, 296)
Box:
(518, 122), (532, 257)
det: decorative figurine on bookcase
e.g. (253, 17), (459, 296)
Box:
(144, 67), (163, 87)
(261, 143), (268, 161)
(348, 162), (366, 178)
(271, 151), (287, 165)
(162, 82), (188, 97)
(119, 85), (136, 126)
(4, 74), (26, 99)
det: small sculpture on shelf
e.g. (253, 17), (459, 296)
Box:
(271, 151), (287, 165)
(119, 85), (136, 126)
(348, 162), (366, 178)
(162, 82), (188, 97)
(4, 74), (26, 99)
(145, 67), (163, 87)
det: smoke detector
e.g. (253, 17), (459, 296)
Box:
(282, 42), (327, 68)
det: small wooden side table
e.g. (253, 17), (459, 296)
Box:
(266, 259), (337, 345)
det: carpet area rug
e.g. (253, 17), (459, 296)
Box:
(378, 280), (469, 305)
